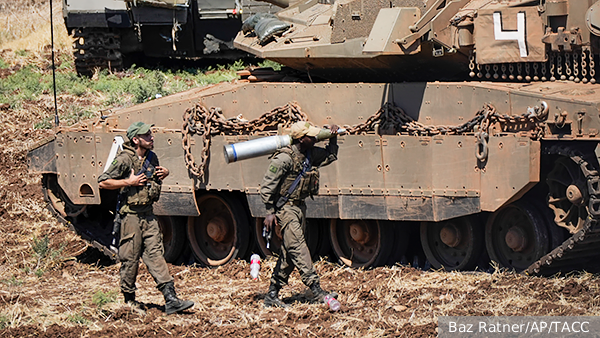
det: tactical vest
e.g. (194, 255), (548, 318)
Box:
(275, 147), (319, 202)
(120, 148), (162, 206)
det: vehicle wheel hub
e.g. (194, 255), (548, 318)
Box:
(505, 226), (527, 252)
(207, 216), (228, 242)
(440, 224), (461, 248)
(349, 223), (370, 244)
(566, 184), (584, 206)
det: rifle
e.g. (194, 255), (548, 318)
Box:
(110, 194), (124, 251)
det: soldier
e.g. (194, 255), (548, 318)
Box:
(98, 121), (194, 315)
(261, 120), (339, 308)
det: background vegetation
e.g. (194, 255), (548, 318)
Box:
(0, 0), (277, 129)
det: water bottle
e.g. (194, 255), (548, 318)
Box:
(250, 254), (261, 280)
(323, 294), (340, 311)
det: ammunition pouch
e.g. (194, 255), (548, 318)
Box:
(278, 168), (319, 202)
(306, 169), (319, 196)
(125, 180), (161, 206)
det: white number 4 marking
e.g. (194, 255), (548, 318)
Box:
(493, 12), (527, 57)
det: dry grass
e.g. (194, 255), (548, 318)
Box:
(3, 237), (600, 338)
(0, 0), (71, 52)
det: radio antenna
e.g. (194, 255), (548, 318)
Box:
(50, 0), (60, 127)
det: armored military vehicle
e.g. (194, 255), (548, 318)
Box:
(30, 0), (600, 275)
(63, 0), (277, 76)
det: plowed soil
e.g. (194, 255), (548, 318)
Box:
(2, 4), (600, 336)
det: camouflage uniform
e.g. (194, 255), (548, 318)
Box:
(260, 140), (337, 290)
(98, 144), (172, 294)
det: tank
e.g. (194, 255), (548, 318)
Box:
(63, 0), (277, 76)
(29, 0), (600, 275)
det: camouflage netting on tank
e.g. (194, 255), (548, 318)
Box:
(242, 13), (291, 45)
(242, 13), (277, 34)
(332, 0), (427, 44)
(126, 0), (189, 8)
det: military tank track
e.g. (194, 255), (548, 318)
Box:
(72, 28), (123, 77)
(526, 145), (600, 275)
(41, 175), (118, 261)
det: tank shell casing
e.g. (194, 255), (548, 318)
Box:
(224, 135), (291, 163)
(223, 128), (345, 163)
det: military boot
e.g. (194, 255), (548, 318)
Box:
(264, 284), (289, 308)
(123, 292), (136, 303)
(123, 292), (146, 313)
(159, 282), (194, 315)
(307, 282), (337, 304)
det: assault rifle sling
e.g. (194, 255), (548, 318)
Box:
(275, 151), (311, 209)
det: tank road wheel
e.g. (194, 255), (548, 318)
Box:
(187, 194), (250, 266)
(157, 216), (187, 263)
(254, 217), (283, 257)
(485, 201), (550, 272)
(546, 157), (589, 233)
(330, 219), (393, 268)
(420, 216), (485, 271)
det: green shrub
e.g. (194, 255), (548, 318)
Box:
(92, 290), (118, 309)
(32, 235), (50, 260)
(0, 276), (23, 287)
(67, 313), (88, 325)
(0, 56), (267, 130)
(30, 235), (65, 276)
(34, 118), (53, 130)
(258, 59), (282, 71)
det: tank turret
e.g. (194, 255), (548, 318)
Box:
(235, 0), (600, 83)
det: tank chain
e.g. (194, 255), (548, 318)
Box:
(469, 50), (598, 83)
(343, 102), (547, 139)
(182, 102), (307, 179)
(526, 145), (600, 275)
(182, 100), (548, 178)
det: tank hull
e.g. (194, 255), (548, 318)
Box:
(28, 80), (600, 273)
